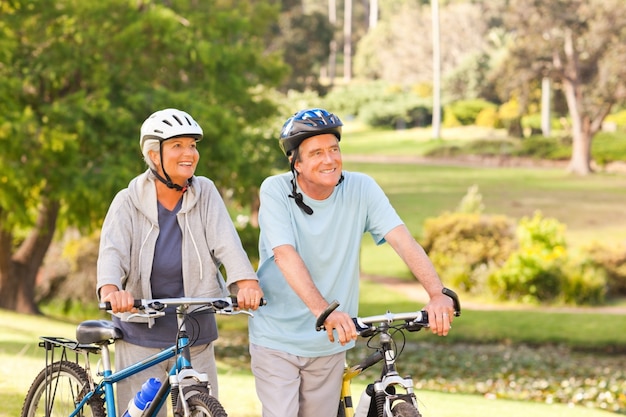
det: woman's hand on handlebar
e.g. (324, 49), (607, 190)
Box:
(323, 310), (358, 345)
(100, 285), (137, 314)
(234, 279), (265, 310)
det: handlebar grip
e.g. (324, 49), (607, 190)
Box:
(229, 295), (267, 308)
(99, 300), (143, 311)
(315, 300), (340, 331)
(442, 287), (461, 316)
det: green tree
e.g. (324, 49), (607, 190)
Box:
(0, 0), (286, 314)
(269, 2), (334, 93)
(501, 0), (626, 175)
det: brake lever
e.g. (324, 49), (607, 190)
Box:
(126, 310), (166, 320)
(216, 309), (254, 317)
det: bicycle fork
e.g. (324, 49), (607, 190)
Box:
(371, 331), (418, 417)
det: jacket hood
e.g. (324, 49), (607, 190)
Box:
(127, 170), (200, 223)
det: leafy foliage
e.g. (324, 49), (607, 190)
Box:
(0, 0), (288, 312)
(270, 8), (334, 93)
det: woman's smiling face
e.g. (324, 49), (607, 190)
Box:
(153, 137), (199, 185)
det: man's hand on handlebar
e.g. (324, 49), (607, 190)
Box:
(425, 289), (456, 336)
(323, 310), (358, 345)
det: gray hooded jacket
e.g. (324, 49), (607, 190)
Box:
(97, 170), (257, 324)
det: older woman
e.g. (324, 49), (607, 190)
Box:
(97, 108), (263, 416)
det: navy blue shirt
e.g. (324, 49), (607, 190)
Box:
(115, 198), (217, 348)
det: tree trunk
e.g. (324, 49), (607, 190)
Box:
(562, 75), (592, 175)
(568, 124), (592, 175)
(0, 201), (60, 314)
(558, 28), (592, 175)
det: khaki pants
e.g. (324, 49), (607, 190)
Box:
(114, 340), (218, 417)
(250, 343), (345, 417)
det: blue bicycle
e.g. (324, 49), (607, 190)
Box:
(20, 296), (260, 417)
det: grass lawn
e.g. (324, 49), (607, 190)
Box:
(3, 274), (625, 416)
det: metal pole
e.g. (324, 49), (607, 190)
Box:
(431, 0), (441, 139)
(541, 77), (551, 137)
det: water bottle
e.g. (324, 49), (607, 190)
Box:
(354, 383), (375, 417)
(122, 377), (161, 417)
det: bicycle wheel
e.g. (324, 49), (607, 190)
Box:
(175, 392), (227, 417)
(391, 401), (421, 417)
(21, 361), (105, 417)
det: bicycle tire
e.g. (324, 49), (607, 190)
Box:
(175, 392), (227, 417)
(391, 401), (421, 417)
(21, 361), (105, 417)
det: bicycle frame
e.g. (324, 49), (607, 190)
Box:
(339, 323), (418, 417)
(339, 361), (366, 417)
(55, 304), (206, 417)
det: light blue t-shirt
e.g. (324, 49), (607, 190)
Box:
(248, 171), (403, 357)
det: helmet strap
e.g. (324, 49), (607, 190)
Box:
(150, 169), (192, 193)
(288, 160), (313, 215)
(152, 141), (191, 193)
(287, 158), (344, 216)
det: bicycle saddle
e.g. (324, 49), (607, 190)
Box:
(76, 320), (123, 345)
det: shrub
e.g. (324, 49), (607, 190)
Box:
(592, 132), (626, 163)
(560, 260), (607, 305)
(488, 212), (568, 304)
(446, 99), (497, 126)
(464, 139), (516, 157)
(442, 104), (462, 127)
(422, 211), (516, 292)
(584, 242), (626, 297)
(511, 135), (570, 160)
(475, 106), (499, 128)
(358, 94), (432, 128)
(488, 247), (565, 303)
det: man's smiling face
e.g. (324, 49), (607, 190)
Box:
(294, 133), (342, 200)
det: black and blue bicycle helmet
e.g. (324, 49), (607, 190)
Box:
(279, 108), (343, 156)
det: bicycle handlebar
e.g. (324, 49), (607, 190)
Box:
(315, 299), (340, 331)
(315, 287), (461, 332)
(99, 295), (266, 312)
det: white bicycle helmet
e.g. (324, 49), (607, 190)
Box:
(139, 108), (203, 192)
(140, 108), (203, 150)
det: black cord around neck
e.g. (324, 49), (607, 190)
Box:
(289, 176), (314, 215)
